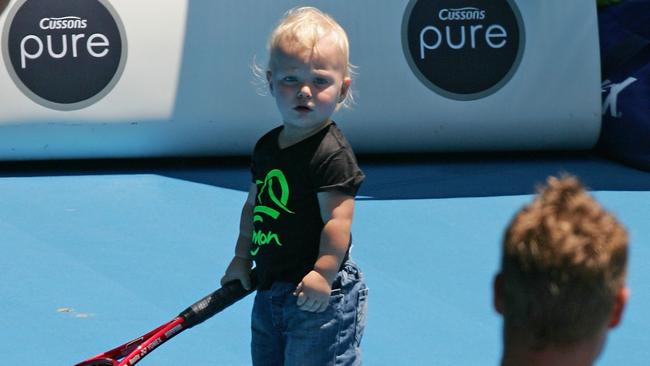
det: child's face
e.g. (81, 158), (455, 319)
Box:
(267, 36), (350, 132)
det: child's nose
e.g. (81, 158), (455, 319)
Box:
(297, 84), (312, 99)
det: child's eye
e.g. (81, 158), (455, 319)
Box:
(282, 76), (297, 83)
(314, 77), (330, 86)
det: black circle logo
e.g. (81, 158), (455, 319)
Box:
(2, 0), (127, 110)
(402, 0), (525, 100)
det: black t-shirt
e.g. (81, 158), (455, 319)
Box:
(250, 122), (364, 289)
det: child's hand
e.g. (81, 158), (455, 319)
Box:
(221, 256), (253, 290)
(294, 270), (332, 313)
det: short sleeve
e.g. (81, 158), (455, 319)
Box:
(311, 147), (365, 196)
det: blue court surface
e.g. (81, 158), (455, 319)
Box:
(1, 152), (649, 365)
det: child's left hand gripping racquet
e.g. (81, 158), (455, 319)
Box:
(75, 269), (257, 366)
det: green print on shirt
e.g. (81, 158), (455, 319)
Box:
(251, 169), (294, 256)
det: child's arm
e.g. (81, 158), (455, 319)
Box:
(294, 190), (355, 312)
(220, 183), (257, 290)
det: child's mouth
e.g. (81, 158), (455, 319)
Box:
(294, 106), (311, 112)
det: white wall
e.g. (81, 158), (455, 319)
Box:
(0, 0), (601, 160)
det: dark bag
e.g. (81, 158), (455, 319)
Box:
(597, 0), (650, 170)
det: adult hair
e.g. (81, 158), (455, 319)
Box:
(266, 6), (355, 108)
(500, 174), (628, 349)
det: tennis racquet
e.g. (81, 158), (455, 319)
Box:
(75, 270), (257, 366)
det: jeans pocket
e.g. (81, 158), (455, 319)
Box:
(354, 287), (369, 346)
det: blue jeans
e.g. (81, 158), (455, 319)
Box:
(251, 260), (368, 366)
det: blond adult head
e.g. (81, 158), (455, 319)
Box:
(497, 174), (628, 351)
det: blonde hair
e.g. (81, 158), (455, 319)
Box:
(501, 174), (628, 349)
(257, 7), (356, 108)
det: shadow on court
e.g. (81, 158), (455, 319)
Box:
(357, 151), (650, 199)
(1, 151), (649, 200)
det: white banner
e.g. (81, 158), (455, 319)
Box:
(0, 0), (601, 159)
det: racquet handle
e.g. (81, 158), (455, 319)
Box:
(179, 268), (257, 329)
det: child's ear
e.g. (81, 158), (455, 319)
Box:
(339, 77), (351, 103)
(266, 71), (274, 95)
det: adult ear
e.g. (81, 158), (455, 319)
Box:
(493, 272), (504, 315)
(608, 286), (630, 328)
(266, 71), (274, 95)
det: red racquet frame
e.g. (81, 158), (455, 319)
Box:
(75, 270), (256, 366)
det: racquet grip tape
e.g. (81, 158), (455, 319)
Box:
(180, 268), (257, 328)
